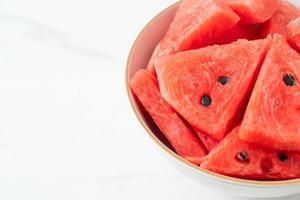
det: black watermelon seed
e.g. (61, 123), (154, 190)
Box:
(201, 95), (212, 107)
(218, 76), (229, 85)
(235, 151), (250, 163)
(277, 152), (288, 162)
(283, 74), (296, 86)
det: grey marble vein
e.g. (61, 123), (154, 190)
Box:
(0, 11), (123, 62)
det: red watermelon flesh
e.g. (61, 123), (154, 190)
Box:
(155, 38), (270, 141)
(196, 131), (219, 152)
(130, 70), (207, 163)
(201, 126), (300, 180)
(239, 34), (300, 151)
(218, 0), (280, 24)
(214, 24), (262, 45)
(262, 1), (300, 37)
(287, 17), (300, 50)
(146, 0), (240, 74)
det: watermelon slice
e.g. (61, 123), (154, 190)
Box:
(287, 17), (300, 50)
(201, 126), (300, 180)
(155, 38), (270, 141)
(239, 34), (300, 151)
(214, 24), (262, 45)
(262, 1), (300, 37)
(218, 0), (280, 24)
(146, 0), (240, 74)
(130, 70), (207, 162)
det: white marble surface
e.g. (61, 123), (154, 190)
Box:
(0, 0), (299, 199)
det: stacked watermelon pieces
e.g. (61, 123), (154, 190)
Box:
(130, 0), (300, 180)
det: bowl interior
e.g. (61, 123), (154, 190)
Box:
(127, 3), (178, 151)
(126, 1), (300, 186)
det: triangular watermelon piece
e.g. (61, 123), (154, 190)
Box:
(214, 24), (262, 45)
(201, 126), (300, 180)
(287, 17), (300, 51)
(146, 0), (240, 74)
(239, 34), (300, 151)
(155, 38), (270, 141)
(218, 0), (280, 24)
(262, 1), (300, 37)
(130, 70), (207, 163)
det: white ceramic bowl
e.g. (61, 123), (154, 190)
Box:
(126, 2), (300, 198)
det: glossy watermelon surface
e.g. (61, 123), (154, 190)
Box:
(155, 38), (270, 141)
(239, 34), (300, 151)
(262, 1), (300, 37)
(201, 126), (300, 180)
(130, 70), (207, 162)
(218, 0), (280, 24)
(146, 0), (240, 74)
(288, 17), (300, 50)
